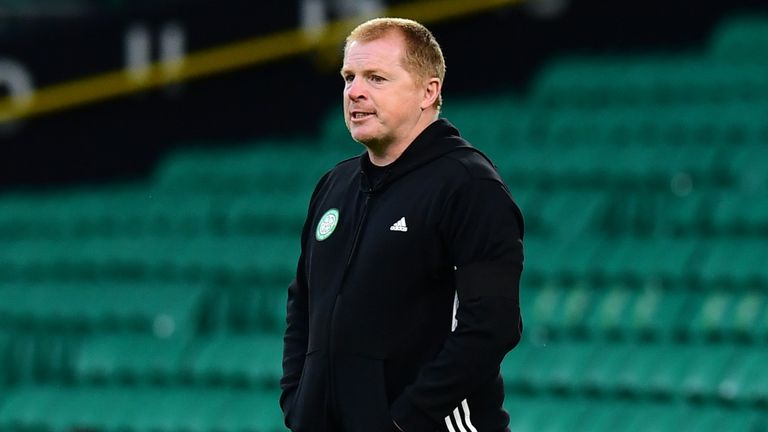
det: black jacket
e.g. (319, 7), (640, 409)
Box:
(281, 119), (524, 432)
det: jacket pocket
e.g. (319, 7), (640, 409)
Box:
(335, 354), (393, 432)
(285, 349), (325, 431)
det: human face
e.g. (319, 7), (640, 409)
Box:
(341, 32), (427, 152)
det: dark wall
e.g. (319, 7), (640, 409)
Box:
(1, 0), (765, 189)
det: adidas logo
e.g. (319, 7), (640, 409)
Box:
(389, 217), (408, 232)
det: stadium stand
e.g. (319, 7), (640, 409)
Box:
(0, 12), (767, 432)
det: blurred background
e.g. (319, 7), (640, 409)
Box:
(1, 0), (768, 430)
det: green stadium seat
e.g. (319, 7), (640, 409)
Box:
(224, 285), (287, 333)
(710, 193), (768, 237)
(524, 280), (595, 338)
(678, 345), (734, 401)
(439, 95), (532, 152)
(505, 396), (587, 432)
(224, 192), (309, 236)
(710, 15), (768, 64)
(727, 291), (767, 342)
(584, 283), (634, 339)
(183, 333), (283, 388)
(727, 144), (768, 194)
(72, 334), (187, 385)
(598, 237), (700, 283)
(687, 291), (734, 341)
(536, 191), (606, 240)
(700, 239), (768, 286)
(577, 342), (637, 396)
(738, 350), (768, 405)
(612, 344), (672, 397)
(547, 236), (605, 281)
(641, 344), (696, 399)
(715, 349), (764, 405)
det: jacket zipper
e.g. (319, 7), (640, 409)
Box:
(345, 194), (371, 267)
(328, 187), (373, 423)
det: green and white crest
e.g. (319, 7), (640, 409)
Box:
(316, 208), (339, 241)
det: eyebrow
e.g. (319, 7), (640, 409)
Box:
(339, 67), (387, 76)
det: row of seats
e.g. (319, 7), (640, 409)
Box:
(709, 15), (768, 64)
(503, 395), (768, 432)
(522, 282), (768, 342)
(503, 339), (768, 406)
(2, 234), (766, 288)
(4, 184), (768, 243)
(6, 331), (768, 407)
(73, 333), (283, 388)
(0, 386), (284, 432)
(525, 236), (768, 286)
(3, 185), (768, 243)
(1, 233), (766, 288)
(0, 189), (309, 240)
(0, 282), (204, 337)
(2, 276), (766, 347)
(152, 143), (355, 195)
(0, 236), (298, 285)
(0, 332), (281, 389)
(0, 282), (287, 338)
(529, 58), (768, 108)
(1, 386), (766, 432)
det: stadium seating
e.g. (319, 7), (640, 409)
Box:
(709, 14), (768, 64)
(0, 11), (767, 432)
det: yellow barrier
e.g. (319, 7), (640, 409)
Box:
(0, 0), (522, 122)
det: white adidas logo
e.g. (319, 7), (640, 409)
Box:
(390, 217), (408, 232)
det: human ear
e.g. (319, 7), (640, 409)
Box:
(420, 78), (441, 110)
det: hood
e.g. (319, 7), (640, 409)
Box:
(358, 119), (477, 193)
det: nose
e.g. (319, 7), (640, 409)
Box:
(346, 77), (366, 101)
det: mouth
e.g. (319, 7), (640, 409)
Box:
(350, 111), (375, 122)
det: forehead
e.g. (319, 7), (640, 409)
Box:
(342, 32), (407, 70)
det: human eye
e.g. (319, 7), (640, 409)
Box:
(369, 74), (385, 83)
(342, 73), (354, 83)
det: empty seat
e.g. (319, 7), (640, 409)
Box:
(710, 15), (768, 64)
(72, 334), (188, 385)
(182, 333), (283, 388)
(699, 239), (768, 286)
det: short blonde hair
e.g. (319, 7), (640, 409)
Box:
(345, 17), (446, 111)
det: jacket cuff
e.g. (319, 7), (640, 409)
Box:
(391, 393), (439, 431)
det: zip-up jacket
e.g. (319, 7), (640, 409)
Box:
(280, 119), (524, 432)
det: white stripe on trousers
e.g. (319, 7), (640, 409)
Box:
(444, 399), (478, 432)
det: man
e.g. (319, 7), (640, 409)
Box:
(280, 17), (524, 432)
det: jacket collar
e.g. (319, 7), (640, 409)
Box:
(359, 119), (471, 193)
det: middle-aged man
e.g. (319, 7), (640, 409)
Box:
(281, 17), (524, 432)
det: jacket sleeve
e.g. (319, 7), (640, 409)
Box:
(279, 173), (330, 418)
(390, 177), (524, 431)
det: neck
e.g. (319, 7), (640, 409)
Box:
(366, 110), (438, 166)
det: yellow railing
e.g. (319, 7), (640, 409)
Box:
(0, 0), (523, 122)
